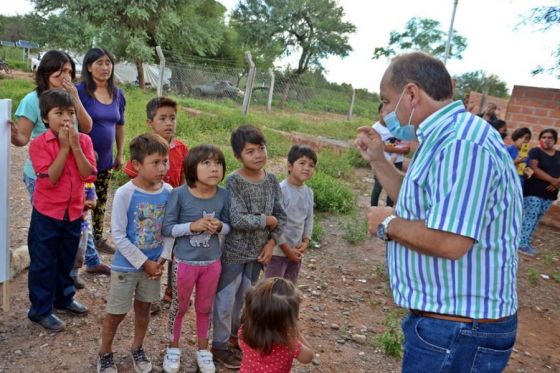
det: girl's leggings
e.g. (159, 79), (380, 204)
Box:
(519, 196), (553, 247)
(168, 259), (221, 342)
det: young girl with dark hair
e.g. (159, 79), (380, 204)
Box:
(10, 50), (92, 199)
(161, 144), (231, 373)
(239, 277), (314, 373)
(77, 47), (126, 253)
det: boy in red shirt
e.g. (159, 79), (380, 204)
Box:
(28, 89), (96, 332)
(123, 97), (188, 187)
(123, 97), (188, 303)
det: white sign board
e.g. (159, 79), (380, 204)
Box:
(0, 99), (11, 283)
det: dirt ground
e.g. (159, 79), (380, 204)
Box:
(1, 141), (559, 373)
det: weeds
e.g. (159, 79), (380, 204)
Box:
(312, 218), (325, 244)
(527, 268), (540, 286)
(375, 308), (406, 358)
(341, 214), (368, 244)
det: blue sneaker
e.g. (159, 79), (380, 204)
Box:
(519, 246), (537, 257)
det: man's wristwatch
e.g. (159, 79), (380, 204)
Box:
(377, 214), (397, 241)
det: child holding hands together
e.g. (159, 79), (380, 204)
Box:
(97, 134), (173, 373)
(161, 144), (231, 373)
(212, 125), (287, 368)
(27, 89), (96, 332)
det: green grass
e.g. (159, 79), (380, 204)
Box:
(527, 268), (540, 286)
(3, 78), (361, 214)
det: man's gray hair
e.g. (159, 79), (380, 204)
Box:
(386, 52), (453, 101)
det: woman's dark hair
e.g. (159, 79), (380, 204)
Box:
(539, 128), (558, 143)
(241, 277), (302, 355)
(511, 127), (532, 142)
(35, 50), (76, 96)
(81, 47), (116, 98)
(184, 144), (226, 187)
(230, 125), (266, 158)
(39, 89), (76, 126)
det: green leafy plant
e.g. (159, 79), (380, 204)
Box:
(307, 172), (355, 214)
(375, 308), (406, 358)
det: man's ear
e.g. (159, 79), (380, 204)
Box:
(407, 83), (421, 107)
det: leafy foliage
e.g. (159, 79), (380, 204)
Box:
(373, 17), (467, 60)
(232, 0), (356, 71)
(307, 172), (355, 213)
(453, 70), (510, 99)
(521, 4), (560, 78)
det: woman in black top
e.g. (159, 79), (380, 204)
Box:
(519, 128), (560, 256)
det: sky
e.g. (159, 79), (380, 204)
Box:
(2, 0), (559, 94)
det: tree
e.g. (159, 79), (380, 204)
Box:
(33, 0), (229, 88)
(373, 17), (467, 61)
(521, 3), (559, 78)
(232, 0), (356, 108)
(453, 70), (509, 100)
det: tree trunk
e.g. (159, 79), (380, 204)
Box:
(135, 59), (145, 89)
(279, 79), (292, 110)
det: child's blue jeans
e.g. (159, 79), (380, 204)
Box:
(28, 208), (81, 320)
(212, 261), (262, 350)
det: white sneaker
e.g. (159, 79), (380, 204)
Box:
(163, 347), (181, 373)
(130, 346), (152, 373)
(196, 349), (216, 373)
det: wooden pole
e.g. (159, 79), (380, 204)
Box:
(267, 68), (275, 113)
(347, 88), (356, 121)
(156, 46), (166, 97)
(242, 51), (256, 116)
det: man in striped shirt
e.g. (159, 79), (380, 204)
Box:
(356, 52), (522, 372)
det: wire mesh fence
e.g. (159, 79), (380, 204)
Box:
(161, 51), (379, 120)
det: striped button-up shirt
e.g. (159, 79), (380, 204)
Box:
(388, 100), (522, 319)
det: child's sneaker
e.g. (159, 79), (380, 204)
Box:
(162, 347), (181, 373)
(130, 346), (152, 373)
(211, 348), (241, 369)
(97, 352), (118, 373)
(196, 350), (216, 373)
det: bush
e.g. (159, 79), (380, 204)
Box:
(311, 217), (325, 243)
(317, 150), (354, 179)
(345, 147), (370, 168)
(308, 172), (355, 214)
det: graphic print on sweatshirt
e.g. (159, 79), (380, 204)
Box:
(190, 211), (215, 248)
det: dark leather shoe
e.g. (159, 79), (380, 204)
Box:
(86, 263), (111, 275)
(57, 300), (89, 315)
(30, 314), (65, 332)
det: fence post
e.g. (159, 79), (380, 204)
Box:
(156, 46), (166, 97)
(242, 51), (256, 116)
(347, 88), (356, 121)
(267, 68), (275, 113)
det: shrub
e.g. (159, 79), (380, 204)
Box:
(308, 172), (355, 214)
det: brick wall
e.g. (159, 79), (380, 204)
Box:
(467, 92), (509, 119)
(505, 85), (560, 145)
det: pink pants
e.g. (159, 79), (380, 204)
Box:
(168, 259), (221, 342)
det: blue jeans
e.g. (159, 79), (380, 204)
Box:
(212, 261), (262, 350)
(28, 208), (81, 320)
(23, 173), (35, 204)
(401, 312), (517, 373)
